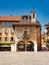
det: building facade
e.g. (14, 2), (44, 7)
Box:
(0, 16), (21, 51)
(0, 10), (41, 52)
(41, 23), (49, 51)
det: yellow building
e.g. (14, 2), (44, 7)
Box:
(41, 23), (49, 51)
(0, 16), (21, 51)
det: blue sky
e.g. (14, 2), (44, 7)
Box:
(0, 0), (49, 33)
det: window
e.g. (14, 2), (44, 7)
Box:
(22, 16), (28, 20)
(5, 37), (8, 41)
(10, 37), (14, 41)
(5, 29), (9, 34)
(0, 33), (2, 36)
(0, 28), (2, 36)
(11, 28), (14, 33)
(24, 31), (27, 37)
(2, 22), (5, 26)
(24, 17), (27, 20)
(0, 37), (2, 41)
(2, 22), (16, 26)
(9, 22), (12, 26)
(11, 22), (16, 25)
(33, 13), (35, 18)
(23, 31), (29, 39)
(0, 28), (2, 33)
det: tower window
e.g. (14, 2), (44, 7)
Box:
(33, 13), (35, 18)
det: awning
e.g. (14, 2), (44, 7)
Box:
(0, 45), (11, 47)
(0, 42), (14, 46)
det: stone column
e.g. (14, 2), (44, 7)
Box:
(11, 33), (18, 52)
(11, 38), (22, 52)
(34, 41), (37, 51)
(11, 43), (16, 52)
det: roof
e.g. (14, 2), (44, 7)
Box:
(45, 23), (49, 26)
(13, 20), (41, 27)
(0, 16), (21, 21)
(31, 10), (36, 13)
(45, 23), (49, 28)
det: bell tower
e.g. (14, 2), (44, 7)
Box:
(31, 10), (36, 23)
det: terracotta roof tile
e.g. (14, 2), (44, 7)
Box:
(0, 16), (21, 21)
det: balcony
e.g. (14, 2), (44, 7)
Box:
(23, 34), (30, 39)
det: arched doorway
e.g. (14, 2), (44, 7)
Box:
(17, 41), (25, 51)
(26, 41), (34, 51)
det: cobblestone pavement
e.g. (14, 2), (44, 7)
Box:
(0, 52), (49, 65)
